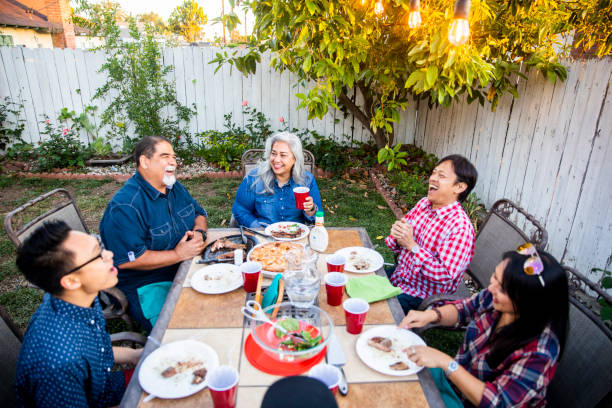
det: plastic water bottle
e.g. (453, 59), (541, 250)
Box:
(309, 211), (328, 252)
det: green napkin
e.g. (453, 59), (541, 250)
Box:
(262, 274), (282, 309)
(137, 281), (172, 326)
(345, 275), (402, 303)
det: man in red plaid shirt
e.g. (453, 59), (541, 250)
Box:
(385, 155), (477, 313)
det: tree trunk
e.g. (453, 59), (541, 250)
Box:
(338, 91), (392, 149)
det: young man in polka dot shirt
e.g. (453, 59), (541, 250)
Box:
(14, 220), (142, 407)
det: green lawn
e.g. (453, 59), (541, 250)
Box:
(0, 173), (462, 355)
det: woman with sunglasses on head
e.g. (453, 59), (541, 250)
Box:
(399, 245), (569, 407)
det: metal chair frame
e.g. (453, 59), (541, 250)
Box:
(418, 198), (548, 311)
(3, 188), (134, 330)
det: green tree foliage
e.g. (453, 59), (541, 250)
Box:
(168, 0), (208, 42)
(568, 0), (612, 57)
(137, 12), (168, 35)
(213, 0), (609, 148)
(74, 0), (195, 153)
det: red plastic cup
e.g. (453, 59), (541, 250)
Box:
(208, 365), (239, 408)
(240, 261), (261, 292)
(325, 272), (347, 306)
(343, 298), (370, 334)
(293, 186), (310, 210)
(309, 364), (341, 395)
(326, 254), (346, 273)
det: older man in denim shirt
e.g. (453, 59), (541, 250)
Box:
(100, 136), (207, 331)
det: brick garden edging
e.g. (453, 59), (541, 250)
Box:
(9, 167), (334, 182)
(370, 171), (404, 220)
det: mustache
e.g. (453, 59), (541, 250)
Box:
(164, 166), (176, 172)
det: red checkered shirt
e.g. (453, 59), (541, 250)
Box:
(385, 197), (475, 299)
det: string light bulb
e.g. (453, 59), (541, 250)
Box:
(408, 0), (421, 29)
(361, 0), (367, 5)
(448, 0), (470, 46)
(374, 0), (384, 15)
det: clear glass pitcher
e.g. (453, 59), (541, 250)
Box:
(283, 246), (320, 307)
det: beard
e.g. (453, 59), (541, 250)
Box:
(162, 166), (176, 187)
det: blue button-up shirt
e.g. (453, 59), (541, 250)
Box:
(232, 169), (323, 227)
(15, 294), (125, 408)
(100, 172), (207, 290)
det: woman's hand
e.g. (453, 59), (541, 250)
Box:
(399, 309), (437, 329)
(303, 196), (316, 216)
(406, 345), (453, 370)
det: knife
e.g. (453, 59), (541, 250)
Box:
(196, 257), (233, 264)
(327, 333), (348, 396)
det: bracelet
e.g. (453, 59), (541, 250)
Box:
(431, 308), (442, 323)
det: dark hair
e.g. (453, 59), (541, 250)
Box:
(133, 136), (171, 168)
(16, 220), (75, 296)
(486, 250), (569, 368)
(437, 155), (477, 202)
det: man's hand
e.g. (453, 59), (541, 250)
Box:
(390, 219), (416, 249)
(303, 196), (316, 216)
(174, 231), (205, 261)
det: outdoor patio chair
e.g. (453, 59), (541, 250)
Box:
(417, 198), (548, 312)
(412, 265), (612, 407)
(3, 188), (134, 330)
(546, 266), (612, 408)
(230, 148), (316, 227)
(240, 148), (316, 177)
(0, 305), (22, 407)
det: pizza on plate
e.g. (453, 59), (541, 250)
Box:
(249, 242), (304, 272)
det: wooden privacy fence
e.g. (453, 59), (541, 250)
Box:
(0, 46), (611, 281)
(396, 58), (612, 281)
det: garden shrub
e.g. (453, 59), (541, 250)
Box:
(0, 97), (25, 153)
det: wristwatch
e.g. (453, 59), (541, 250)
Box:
(445, 360), (459, 376)
(195, 228), (207, 241)
(410, 244), (420, 254)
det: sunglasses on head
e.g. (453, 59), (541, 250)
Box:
(516, 243), (545, 287)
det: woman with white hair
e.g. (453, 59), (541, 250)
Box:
(232, 132), (323, 227)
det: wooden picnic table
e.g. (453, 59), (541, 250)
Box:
(120, 227), (444, 408)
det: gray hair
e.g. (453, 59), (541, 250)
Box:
(252, 132), (306, 194)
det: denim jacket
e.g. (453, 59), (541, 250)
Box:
(232, 169), (323, 227)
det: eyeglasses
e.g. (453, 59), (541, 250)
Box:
(516, 243), (545, 287)
(67, 234), (105, 274)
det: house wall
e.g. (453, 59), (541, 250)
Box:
(0, 27), (53, 48)
(0, 46), (610, 281)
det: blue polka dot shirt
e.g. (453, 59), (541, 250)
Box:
(15, 294), (125, 407)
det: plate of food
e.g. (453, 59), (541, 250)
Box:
(201, 234), (257, 263)
(191, 264), (243, 294)
(247, 241), (305, 276)
(333, 247), (384, 273)
(138, 339), (220, 399)
(355, 325), (426, 376)
(265, 222), (309, 241)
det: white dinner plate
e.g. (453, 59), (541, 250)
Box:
(333, 246), (384, 273)
(138, 340), (220, 399)
(264, 222), (309, 241)
(355, 325), (426, 376)
(191, 264), (243, 294)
